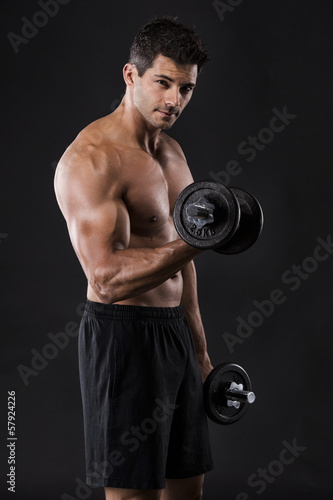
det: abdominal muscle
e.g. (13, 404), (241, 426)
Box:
(87, 272), (183, 307)
(116, 272), (183, 307)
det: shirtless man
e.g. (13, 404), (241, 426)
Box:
(55, 17), (213, 500)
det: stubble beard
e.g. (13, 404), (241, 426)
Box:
(141, 105), (176, 131)
(133, 86), (177, 131)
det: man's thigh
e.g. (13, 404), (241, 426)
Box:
(104, 475), (204, 500)
(104, 487), (162, 500)
(161, 474), (204, 500)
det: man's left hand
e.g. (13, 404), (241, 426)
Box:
(198, 356), (214, 383)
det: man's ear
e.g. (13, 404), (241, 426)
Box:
(123, 63), (138, 87)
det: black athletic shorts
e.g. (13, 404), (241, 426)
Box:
(78, 300), (213, 490)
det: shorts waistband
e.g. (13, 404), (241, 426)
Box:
(84, 299), (184, 321)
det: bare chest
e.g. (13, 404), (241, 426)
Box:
(122, 155), (188, 238)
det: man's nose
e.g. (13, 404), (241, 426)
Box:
(165, 87), (180, 108)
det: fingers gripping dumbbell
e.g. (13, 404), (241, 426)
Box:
(203, 363), (256, 425)
(173, 181), (264, 254)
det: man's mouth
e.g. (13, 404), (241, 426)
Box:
(157, 109), (178, 118)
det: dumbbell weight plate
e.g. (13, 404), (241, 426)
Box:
(173, 181), (240, 249)
(203, 363), (253, 425)
(214, 187), (263, 255)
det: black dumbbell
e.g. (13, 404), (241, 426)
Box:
(203, 363), (256, 424)
(173, 180), (263, 254)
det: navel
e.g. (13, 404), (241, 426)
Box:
(149, 215), (158, 223)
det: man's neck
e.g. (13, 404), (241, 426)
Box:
(112, 95), (163, 155)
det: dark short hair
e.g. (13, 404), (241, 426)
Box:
(129, 17), (210, 76)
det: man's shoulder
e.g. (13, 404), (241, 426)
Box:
(54, 115), (125, 214)
(58, 114), (121, 174)
(73, 114), (117, 157)
(159, 132), (187, 162)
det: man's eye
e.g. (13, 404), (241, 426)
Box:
(157, 80), (168, 87)
(181, 86), (193, 93)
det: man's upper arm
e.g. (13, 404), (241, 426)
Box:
(54, 147), (129, 283)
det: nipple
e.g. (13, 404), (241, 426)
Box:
(149, 215), (158, 223)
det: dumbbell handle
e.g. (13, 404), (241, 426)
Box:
(186, 198), (214, 221)
(187, 204), (210, 220)
(225, 388), (256, 404)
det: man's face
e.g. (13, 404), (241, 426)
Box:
(132, 54), (198, 130)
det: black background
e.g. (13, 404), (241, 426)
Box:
(1, 1), (333, 499)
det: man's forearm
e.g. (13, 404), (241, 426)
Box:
(184, 304), (211, 365)
(87, 239), (201, 304)
(181, 262), (213, 380)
